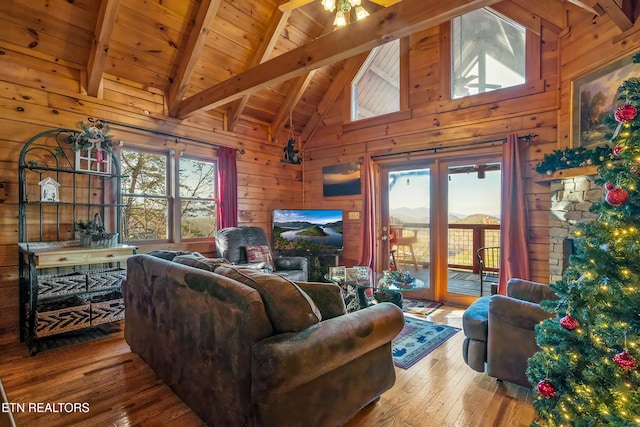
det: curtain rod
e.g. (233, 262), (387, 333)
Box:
(371, 133), (537, 159)
(103, 119), (245, 154)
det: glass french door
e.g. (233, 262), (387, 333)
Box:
(381, 164), (434, 301)
(445, 161), (501, 300)
(380, 156), (501, 303)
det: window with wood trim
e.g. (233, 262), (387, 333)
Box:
(178, 157), (217, 239)
(451, 8), (526, 99)
(351, 39), (401, 121)
(120, 148), (217, 242)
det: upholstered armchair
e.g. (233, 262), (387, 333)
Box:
(462, 278), (557, 388)
(215, 226), (308, 281)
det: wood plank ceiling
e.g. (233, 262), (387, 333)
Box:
(1, 0), (639, 145)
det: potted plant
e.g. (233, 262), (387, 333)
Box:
(74, 213), (118, 248)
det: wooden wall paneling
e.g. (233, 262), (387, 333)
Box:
(0, 49), (82, 94)
(102, 79), (167, 116)
(561, 17), (635, 78)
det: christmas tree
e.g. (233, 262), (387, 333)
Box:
(527, 53), (640, 426)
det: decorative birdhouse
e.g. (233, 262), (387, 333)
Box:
(39, 177), (60, 202)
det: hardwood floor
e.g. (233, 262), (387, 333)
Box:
(0, 305), (535, 427)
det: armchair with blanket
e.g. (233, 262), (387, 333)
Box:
(214, 226), (308, 281)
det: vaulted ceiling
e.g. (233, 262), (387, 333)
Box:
(1, 0), (639, 145)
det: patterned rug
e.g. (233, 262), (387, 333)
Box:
(402, 298), (442, 317)
(392, 316), (460, 369)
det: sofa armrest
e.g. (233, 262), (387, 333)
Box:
(274, 256), (308, 271)
(296, 281), (347, 320)
(506, 278), (557, 304)
(489, 295), (551, 331)
(252, 303), (404, 396)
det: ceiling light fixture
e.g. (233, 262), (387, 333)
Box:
(322, 0), (369, 27)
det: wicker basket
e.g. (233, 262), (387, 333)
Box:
(88, 291), (124, 325)
(80, 233), (119, 248)
(34, 296), (90, 338)
(37, 272), (87, 298)
(87, 268), (126, 291)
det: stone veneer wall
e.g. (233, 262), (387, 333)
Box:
(548, 174), (601, 283)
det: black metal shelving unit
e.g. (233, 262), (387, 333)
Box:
(18, 128), (136, 355)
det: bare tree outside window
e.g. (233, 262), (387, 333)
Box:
(121, 149), (218, 242)
(179, 158), (217, 239)
(121, 150), (168, 241)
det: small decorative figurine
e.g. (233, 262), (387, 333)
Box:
(283, 139), (301, 164)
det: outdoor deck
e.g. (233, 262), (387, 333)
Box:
(389, 222), (500, 298)
(397, 265), (494, 298)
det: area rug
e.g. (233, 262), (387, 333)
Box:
(392, 316), (460, 369)
(402, 298), (442, 317)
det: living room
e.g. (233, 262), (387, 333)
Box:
(1, 0), (639, 425)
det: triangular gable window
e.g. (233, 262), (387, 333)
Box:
(451, 8), (526, 99)
(351, 39), (400, 121)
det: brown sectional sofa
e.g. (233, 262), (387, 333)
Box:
(122, 252), (405, 426)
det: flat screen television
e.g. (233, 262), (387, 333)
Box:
(273, 209), (343, 252)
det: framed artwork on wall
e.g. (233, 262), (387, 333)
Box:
(572, 52), (640, 148)
(322, 163), (361, 197)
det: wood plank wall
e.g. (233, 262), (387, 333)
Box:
(300, 2), (640, 290)
(0, 48), (302, 344)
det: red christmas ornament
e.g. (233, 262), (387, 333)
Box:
(537, 380), (557, 398)
(605, 182), (615, 191)
(613, 145), (624, 156)
(613, 351), (637, 371)
(614, 104), (638, 123)
(560, 314), (580, 330)
(606, 188), (629, 206)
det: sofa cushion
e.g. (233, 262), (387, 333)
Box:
(173, 254), (230, 271)
(245, 245), (275, 271)
(215, 265), (321, 333)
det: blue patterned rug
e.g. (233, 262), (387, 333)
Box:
(392, 315), (460, 369)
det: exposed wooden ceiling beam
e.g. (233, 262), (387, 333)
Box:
(227, 6), (292, 131)
(176, 0), (500, 119)
(301, 52), (369, 147)
(565, 0), (603, 15)
(271, 71), (317, 141)
(167, 0), (222, 117)
(86, 0), (121, 97)
(598, 0), (634, 31)
(270, 17), (335, 141)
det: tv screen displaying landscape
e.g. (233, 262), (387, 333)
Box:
(273, 209), (343, 252)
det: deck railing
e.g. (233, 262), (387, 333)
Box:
(393, 223), (500, 272)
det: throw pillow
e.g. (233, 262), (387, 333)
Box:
(173, 254), (230, 272)
(215, 265), (321, 333)
(245, 245), (275, 271)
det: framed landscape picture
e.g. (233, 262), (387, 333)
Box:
(322, 163), (361, 197)
(572, 53), (640, 148)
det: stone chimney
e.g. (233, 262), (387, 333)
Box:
(548, 173), (601, 283)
